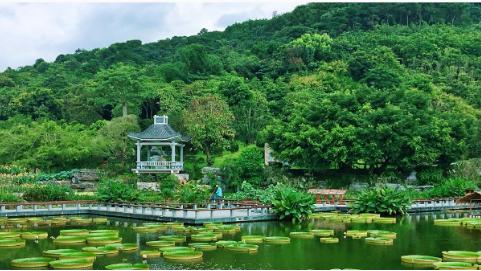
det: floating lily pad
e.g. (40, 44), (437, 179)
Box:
(92, 218), (108, 224)
(225, 243), (258, 253)
(0, 238), (25, 247)
(87, 236), (122, 246)
(442, 251), (481, 263)
(215, 240), (238, 248)
(320, 237), (339, 244)
(159, 235), (186, 244)
(163, 250), (203, 262)
(43, 249), (80, 257)
(365, 237), (393, 245)
(140, 250), (160, 258)
(53, 236), (86, 245)
(159, 246), (195, 255)
(401, 255), (442, 266)
(11, 257), (52, 268)
(264, 236), (291, 244)
(367, 230), (397, 239)
(241, 235), (264, 244)
(310, 229), (334, 237)
(105, 243), (138, 252)
(289, 232), (314, 239)
(0, 232), (20, 238)
(59, 229), (89, 236)
(105, 263), (149, 270)
(372, 217), (396, 224)
(82, 246), (119, 255)
(146, 240), (175, 248)
(345, 230), (368, 238)
(432, 262), (476, 270)
(49, 258), (93, 269)
(58, 252), (96, 262)
(20, 231), (48, 240)
(188, 242), (217, 251)
(191, 233), (217, 242)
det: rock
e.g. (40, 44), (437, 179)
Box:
(137, 182), (159, 191)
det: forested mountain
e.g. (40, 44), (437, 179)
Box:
(0, 3), (480, 177)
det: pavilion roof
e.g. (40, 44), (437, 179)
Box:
(128, 115), (190, 142)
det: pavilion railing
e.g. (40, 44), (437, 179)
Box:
(137, 161), (183, 170)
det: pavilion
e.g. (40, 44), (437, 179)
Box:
(128, 115), (189, 174)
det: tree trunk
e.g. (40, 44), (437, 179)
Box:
(122, 103), (128, 117)
(205, 146), (212, 166)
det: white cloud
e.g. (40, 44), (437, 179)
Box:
(0, 2), (307, 71)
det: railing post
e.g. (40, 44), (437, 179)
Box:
(76, 203), (81, 210)
(230, 209), (233, 217)
(33, 204), (37, 213)
(161, 208), (166, 217)
(194, 210), (198, 220)
(246, 208), (250, 217)
(0, 205), (5, 212)
(62, 204), (66, 211)
(210, 209), (214, 219)
(48, 204), (52, 211)
(16, 205), (22, 212)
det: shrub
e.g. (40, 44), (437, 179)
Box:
(416, 167), (444, 185)
(175, 182), (210, 204)
(96, 179), (140, 202)
(271, 185), (315, 223)
(351, 187), (412, 215)
(0, 187), (22, 203)
(159, 174), (179, 199)
(138, 191), (164, 203)
(424, 178), (477, 198)
(221, 146), (265, 190)
(22, 182), (74, 201)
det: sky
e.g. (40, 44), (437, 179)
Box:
(0, 2), (309, 71)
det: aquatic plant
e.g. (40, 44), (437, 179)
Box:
(241, 235), (264, 244)
(49, 258), (94, 269)
(105, 263), (150, 270)
(351, 187), (411, 215)
(264, 236), (291, 244)
(289, 231), (314, 239)
(10, 257), (52, 268)
(225, 243), (258, 253)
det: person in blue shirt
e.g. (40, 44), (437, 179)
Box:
(210, 184), (223, 203)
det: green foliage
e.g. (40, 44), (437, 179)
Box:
(96, 179), (140, 202)
(271, 185), (315, 223)
(22, 182), (74, 202)
(34, 170), (76, 182)
(416, 168), (445, 185)
(175, 182), (210, 204)
(0, 187), (21, 203)
(158, 174), (179, 200)
(221, 145), (265, 190)
(424, 178), (477, 198)
(351, 187), (412, 215)
(0, 3), (480, 179)
(182, 95), (235, 166)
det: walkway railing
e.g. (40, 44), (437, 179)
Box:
(0, 200), (274, 223)
(137, 161), (183, 170)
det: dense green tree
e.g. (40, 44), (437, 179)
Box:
(182, 95), (235, 166)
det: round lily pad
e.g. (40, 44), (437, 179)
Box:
(241, 235), (264, 244)
(49, 258), (94, 269)
(139, 250), (160, 258)
(146, 240), (175, 248)
(20, 231), (48, 240)
(289, 232), (314, 239)
(59, 229), (89, 236)
(43, 249), (79, 258)
(264, 236), (291, 244)
(87, 236), (122, 246)
(188, 242), (217, 251)
(11, 257), (52, 268)
(320, 237), (339, 244)
(225, 243), (258, 253)
(105, 263), (149, 270)
(53, 236), (86, 245)
(401, 255), (442, 266)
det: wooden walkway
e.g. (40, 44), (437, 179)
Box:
(314, 198), (481, 212)
(0, 201), (276, 225)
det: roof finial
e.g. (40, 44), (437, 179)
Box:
(154, 115), (168, 125)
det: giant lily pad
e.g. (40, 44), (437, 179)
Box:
(105, 263), (149, 270)
(432, 262), (477, 270)
(264, 236), (291, 244)
(191, 233), (217, 242)
(11, 257), (52, 268)
(43, 249), (80, 258)
(146, 240), (175, 248)
(241, 235), (264, 244)
(163, 250), (203, 262)
(49, 258), (93, 269)
(310, 229), (334, 237)
(159, 235), (186, 243)
(58, 252), (96, 262)
(289, 232), (314, 239)
(59, 229), (89, 236)
(53, 236), (86, 245)
(188, 242), (217, 251)
(139, 250), (160, 258)
(401, 255), (442, 266)
(442, 251), (481, 263)
(0, 238), (25, 247)
(215, 240), (238, 248)
(87, 236), (122, 246)
(225, 243), (258, 253)
(20, 231), (48, 240)
(82, 246), (119, 255)
(365, 237), (393, 245)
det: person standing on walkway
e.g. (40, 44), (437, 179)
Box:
(210, 184), (223, 203)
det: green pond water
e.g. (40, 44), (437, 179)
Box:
(1, 212), (481, 270)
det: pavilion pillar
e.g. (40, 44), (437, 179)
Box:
(136, 141), (141, 162)
(180, 145), (184, 163)
(171, 143), (175, 162)
(147, 147), (151, 160)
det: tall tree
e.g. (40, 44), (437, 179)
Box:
(182, 95), (235, 166)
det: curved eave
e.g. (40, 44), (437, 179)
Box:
(128, 134), (189, 142)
